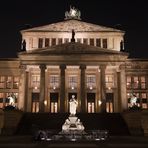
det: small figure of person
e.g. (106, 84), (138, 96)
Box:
(69, 95), (78, 116)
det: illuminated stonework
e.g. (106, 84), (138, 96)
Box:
(65, 6), (81, 20)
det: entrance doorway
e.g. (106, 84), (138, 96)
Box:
(50, 93), (58, 113)
(32, 93), (39, 113)
(106, 93), (114, 113)
(87, 93), (95, 113)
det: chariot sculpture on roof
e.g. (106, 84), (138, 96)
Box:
(65, 6), (81, 20)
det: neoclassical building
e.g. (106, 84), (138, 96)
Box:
(0, 7), (148, 113)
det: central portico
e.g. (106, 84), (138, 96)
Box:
(18, 42), (128, 113)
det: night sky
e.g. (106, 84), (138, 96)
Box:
(0, 0), (148, 58)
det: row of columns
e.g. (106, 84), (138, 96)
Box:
(18, 64), (127, 113)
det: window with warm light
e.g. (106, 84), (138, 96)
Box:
(49, 75), (59, 90)
(6, 76), (13, 89)
(105, 74), (114, 89)
(86, 75), (96, 90)
(68, 75), (77, 89)
(0, 76), (5, 88)
(31, 75), (40, 88)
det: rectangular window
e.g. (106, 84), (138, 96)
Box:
(0, 93), (4, 108)
(126, 76), (132, 89)
(140, 76), (146, 89)
(96, 38), (101, 47)
(133, 76), (139, 89)
(90, 38), (94, 46)
(13, 76), (19, 89)
(31, 75), (40, 88)
(68, 75), (77, 89)
(45, 38), (50, 47)
(6, 76), (13, 89)
(51, 102), (58, 113)
(0, 76), (5, 88)
(38, 38), (43, 48)
(102, 38), (107, 48)
(51, 38), (56, 46)
(83, 38), (88, 45)
(49, 75), (59, 89)
(77, 38), (81, 43)
(58, 38), (62, 45)
(141, 93), (147, 109)
(105, 74), (114, 89)
(86, 75), (96, 89)
(64, 38), (69, 43)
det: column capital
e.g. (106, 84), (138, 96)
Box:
(119, 64), (126, 70)
(99, 65), (106, 70)
(60, 64), (66, 70)
(39, 64), (47, 70)
(80, 64), (86, 70)
(19, 64), (27, 70)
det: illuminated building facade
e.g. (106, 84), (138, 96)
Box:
(0, 7), (148, 113)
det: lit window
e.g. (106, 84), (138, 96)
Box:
(49, 75), (59, 89)
(140, 76), (146, 89)
(86, 75), (96, 89)
(68, 75), (77, 89)
(88, 102), (95, 113)
(0, 93), (4, 108)
(13, 76), (19, 89)
(133, 76), (139, 89)
(31, 75), (40, 88)
(6, 76), (13, 89)
(51, 102), (58, 113)
(105, 75), (114, 88)
(142, 93), (147, 109)
(0, 76), (5, 88)
(126, 76), (132, 89)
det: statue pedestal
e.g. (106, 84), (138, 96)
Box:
(62, 115), (85, 133)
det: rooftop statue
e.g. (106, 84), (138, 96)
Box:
(65, 6), (81, 20)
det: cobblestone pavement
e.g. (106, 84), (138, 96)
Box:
(0, 135), (148, 148)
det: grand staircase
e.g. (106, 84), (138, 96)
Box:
(16, 113), (130, 135)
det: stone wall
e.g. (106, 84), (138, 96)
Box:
(122, 110), (148, 136)
(2, 110), (23, 135)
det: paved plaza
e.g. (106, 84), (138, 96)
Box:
(0, 135), (148, 148)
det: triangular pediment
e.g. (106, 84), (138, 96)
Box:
(21, 19), (123, 33)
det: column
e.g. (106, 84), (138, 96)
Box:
(18, 65), (28, 111)
(60, 64), (66, 112)
(119, 65), (127, 111)
(100, 65), (106, 112)
(39, 64), (46, 112)
(80, 64), (86, 112)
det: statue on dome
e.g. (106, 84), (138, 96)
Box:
(69, 95), (78, 116)
(65, 6), (81, 20)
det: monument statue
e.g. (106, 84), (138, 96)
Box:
(69, 95), (78, 116)
(65, 6), (81, 20)
(130, 93), (137, 107)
